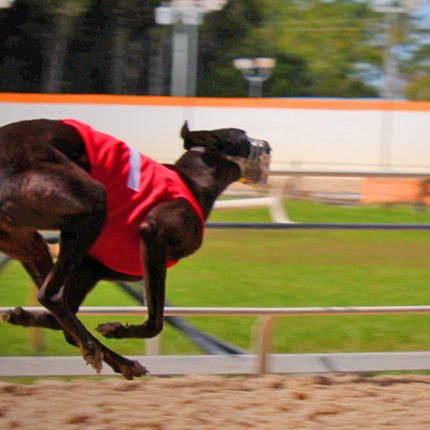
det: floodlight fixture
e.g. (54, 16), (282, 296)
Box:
(233, 57), (276, 98)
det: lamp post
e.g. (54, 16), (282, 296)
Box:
(155, 1), (227, 97)
(233, 57), (276, 98)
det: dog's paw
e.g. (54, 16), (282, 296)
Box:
(0, 311), (9, 323)
(1, 306), (26, 324)
(80, 341), (104, 374)
(96, 322), (128, 339)
(118, 360), (149, 380)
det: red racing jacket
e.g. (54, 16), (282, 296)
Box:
(62, 119), (205, 276)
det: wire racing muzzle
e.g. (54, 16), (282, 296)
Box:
(239, 138), (271, 186)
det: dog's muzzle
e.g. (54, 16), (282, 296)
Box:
(240, 138), (271, 186)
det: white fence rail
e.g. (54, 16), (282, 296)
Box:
(214, 196), (290, 223)
(1, 305), (430, 377)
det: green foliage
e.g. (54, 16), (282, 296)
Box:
(386, 10), (430, 100)
(0, 0), (398, 97)
(27, 0), (93, 17)
(199, 0), (379, 97)
(406, 75), (430, 101)
(268, 0), (379, 96)
(402, 40), (430, 101)
(198, 0), (265, 97)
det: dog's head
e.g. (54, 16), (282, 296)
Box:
(181, 122), (271, 185)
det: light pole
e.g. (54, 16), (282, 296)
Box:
(233, 57), (276, 98)
(155, 1), (227, 97)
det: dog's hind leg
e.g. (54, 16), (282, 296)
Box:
(2, 248), (102, 340)
(0, 229), (92, 339)
(37, 223), (147, 378)
(0, 164), (147, 377)
(0, 229), (53, 286)
(35, 205), (107, 371)
(0, 229), (62, 330)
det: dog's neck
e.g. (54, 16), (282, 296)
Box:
(172, 150), (241, 219)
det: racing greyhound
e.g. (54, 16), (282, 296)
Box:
(0, 119), (271, 379)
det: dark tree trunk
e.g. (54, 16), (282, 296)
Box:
(42, 12), (75, 93)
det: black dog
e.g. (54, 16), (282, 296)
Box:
(0, 119), (271, 379)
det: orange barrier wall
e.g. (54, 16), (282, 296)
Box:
(1, 93), (430, 111)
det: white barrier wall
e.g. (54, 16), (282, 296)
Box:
(0, 94), (429, 171)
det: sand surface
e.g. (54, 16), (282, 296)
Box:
(1, 374), (430, 429)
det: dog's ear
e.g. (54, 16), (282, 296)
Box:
(181, 121), (218, 151)
(181, 121), (194, 150)
(180, 121), (190, 141)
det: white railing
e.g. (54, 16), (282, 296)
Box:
(214, 196), (291, 223)
(1, 305), (430, 377)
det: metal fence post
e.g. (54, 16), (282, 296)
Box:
(251, 315), (278, 374)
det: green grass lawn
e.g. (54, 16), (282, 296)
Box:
(1, 200), (430, 358)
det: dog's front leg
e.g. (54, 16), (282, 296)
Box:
(97, 220), (167, 339)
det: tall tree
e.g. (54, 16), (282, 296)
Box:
(198, 0), (266, 96)
(264, 0), (380, 97)
(400, 10), (430, 100)
(27, 0), (92, 93)
(110, 0), (160, 94)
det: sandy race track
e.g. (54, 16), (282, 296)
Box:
(1, 374), (430, 429)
